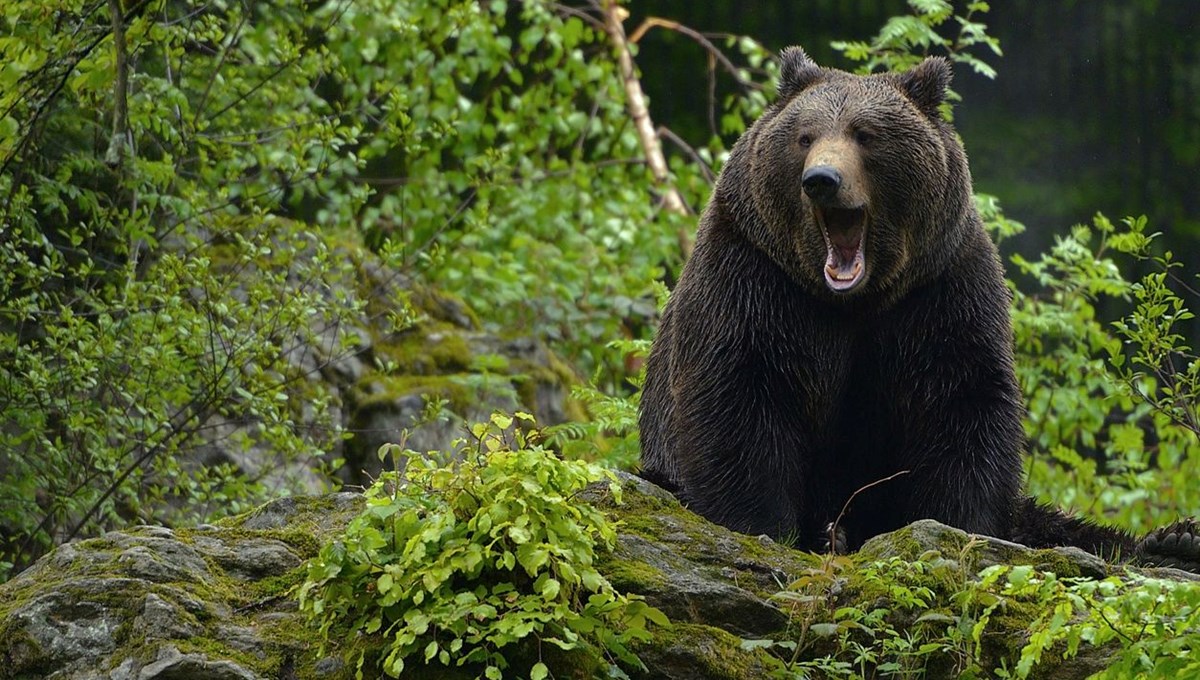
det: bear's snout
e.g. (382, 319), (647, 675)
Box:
(801, 165), (842, 203)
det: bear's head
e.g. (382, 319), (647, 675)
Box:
(743, 47), (973, 302)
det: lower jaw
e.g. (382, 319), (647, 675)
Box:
(824, 270), (866, 293)
(823, 251), (867, 293)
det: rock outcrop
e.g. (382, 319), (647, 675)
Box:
(189, 221), (582, 494)
(2, 475), (1195, 680)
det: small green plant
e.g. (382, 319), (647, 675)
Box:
(750, 541), (1200, 678)
(547, 282), (669, 470)
(297, 412), (667, 679)
(833, 0), (1001, 119)
(749, 539), (1000, 679)
(978, 564), (1200, 679)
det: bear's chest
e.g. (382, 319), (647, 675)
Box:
(773, 306), (935, 447)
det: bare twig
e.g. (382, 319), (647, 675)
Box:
(628, 17), (757, 95)
(707, 52), (718, 138)
(599, 1), (694, 258)
(828, 470), (912, 552)
(546, 1), (606, 33)
(658, 125), (715, 185)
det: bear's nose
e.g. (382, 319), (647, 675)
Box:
(802, 165), (842, 202)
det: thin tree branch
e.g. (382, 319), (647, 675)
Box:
(628, 17), (759, 95)
(657, 125), (715, 185)
(545, 1), (606, 33)
(104, 0), (131, 168)
(599, 0), (694, 259)
(829, 470), (912, 553)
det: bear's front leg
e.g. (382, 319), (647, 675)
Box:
(883, 276), (1028, 539)
(668, 360), (812, 540)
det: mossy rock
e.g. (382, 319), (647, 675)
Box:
(185, 219), (584, 493)
(7, 476), (1194, 679)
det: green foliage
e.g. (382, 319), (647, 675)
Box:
(748, 542), (1002, 679)
(0, 0), (388, 576)
(832, 0), (1001, 77)
(980, 564), (1200, 679)
(547, 283), (669, 470)
(297, 413), (667, 679)
(548, 353), (647, 471)
(750, 544), (1200, 678)
(345, 0), (694, 375)
(1010, 214), (1200, 532)
(832, 0), (1000, 120)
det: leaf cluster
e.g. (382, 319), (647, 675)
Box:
(748, 541), (1005, 679)
(298, 412), (667, 679)
(832, 0), (1000, 120)
(1010, 214), (1200, 532)
(979, 564), (1200, 679)
(751, 545), (1200, 679)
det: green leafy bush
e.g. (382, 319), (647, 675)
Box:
(0, 0), (382, 576)
(1011, 215), (1200, 532)
(747, 542), (1002, 679)
(751, 545), (1200, 678)
(341, 0), (695, 375)
(979, 564), (1200, 679)
(298, 413), (666, 679)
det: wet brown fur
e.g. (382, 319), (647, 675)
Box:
(639, 48), (1199, 567)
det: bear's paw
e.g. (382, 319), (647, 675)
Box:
(1136, 518), (1200, 571)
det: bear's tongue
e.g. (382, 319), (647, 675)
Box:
(819, 207), (866, 292)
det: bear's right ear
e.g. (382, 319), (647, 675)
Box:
(778, 46), (823, 99)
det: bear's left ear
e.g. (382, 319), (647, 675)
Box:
(895, 57), (952, 117)
(778, 46), (823, 100)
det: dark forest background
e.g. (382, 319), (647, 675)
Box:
(632, 0), (1200, 267)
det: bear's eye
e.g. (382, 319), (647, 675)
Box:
(798, 134), (813, 148)
(855, 129), (875, 146)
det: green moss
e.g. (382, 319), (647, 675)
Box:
(639, 623), (774, 679)
(373, 325), (474, 376)
(604, 558), (669, 592)
(353, 374), (475, 416)
(217, 494), (359, 535)
(0, 623), (51, 678)
(184, 526), (322, 561)
(508, 343), (585, 417)
(250, 568), (305, 601)
(410, 285), (481, 330)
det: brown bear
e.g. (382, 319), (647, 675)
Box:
(639, 46), (1199, 568)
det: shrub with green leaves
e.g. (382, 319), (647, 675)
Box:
(298, 412), (666, 679)
(0, 0), (384, 577)
(752, 547), (1200, 678)
(978, 564), (1200, 679)
(1010, 214), (1200, 533)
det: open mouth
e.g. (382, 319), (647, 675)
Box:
(815, 205), (868, 292)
